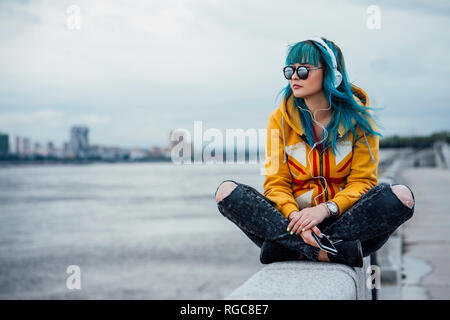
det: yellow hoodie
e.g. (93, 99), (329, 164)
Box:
(263, 84), (379, 219)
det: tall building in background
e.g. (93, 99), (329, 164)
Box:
(70, 126), (89, 158)
(62, 142), (71, 158)
(22, 137), (31, 156)
(47, 141), (56, 157)
(0, 132), (9, 156)
(34, 142), (42, 155)
(15, 136), (20, 154)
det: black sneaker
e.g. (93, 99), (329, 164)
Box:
(328, 239), (363, 268)
(259, 239), (301, 264)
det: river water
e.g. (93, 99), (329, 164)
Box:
(0, 150), (391, 299)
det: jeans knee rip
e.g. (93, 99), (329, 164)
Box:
(389, 184), (415, 210)
(390, 184), (415, 209)
(217, 183), (241, 209)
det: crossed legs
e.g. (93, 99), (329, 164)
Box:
(215, 181), (414, 261)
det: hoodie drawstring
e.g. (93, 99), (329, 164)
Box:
(363, 130), (376, 164)
(282, 114), (287, 163)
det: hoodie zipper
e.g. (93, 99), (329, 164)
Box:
(311, 129), (329, 203)
(320, 134), (343, 202)
(319, 134), (342, 202)
(319, 149), (328, 202)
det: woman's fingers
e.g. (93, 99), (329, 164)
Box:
(298, 219), (307, 231)
(299, 232), (310, 246)
(307, 233), (319, 248)
(312, 226), (322, 237)
(287, 215), (296, 231)
(297, 213), (310, 232)
(291, 215), (303, 233)
(301, 215), (321, 231)
(302, 230), (318, 248)
(293, 217), (307, 234)
(305, 233), (318, 248)
(304, 220), (317, 231)
(289, 211), (320, 235)
(287, 212), (301, 231)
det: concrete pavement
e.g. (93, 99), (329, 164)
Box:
(397, 167), (450, 299)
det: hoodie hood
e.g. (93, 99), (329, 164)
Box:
(278, 84), (373, 164)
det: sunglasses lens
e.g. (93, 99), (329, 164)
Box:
(283, 67), (294, 80)
(297, 67), (308, 80)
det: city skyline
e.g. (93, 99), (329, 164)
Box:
(0, 125), (170, 161)
(1, 127), (169, 154)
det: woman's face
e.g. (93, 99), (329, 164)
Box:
(290, 62), (324, 98)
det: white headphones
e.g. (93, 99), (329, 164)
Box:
(306, 37), (343, 88)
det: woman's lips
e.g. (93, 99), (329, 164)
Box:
(293, 84), (302, 89)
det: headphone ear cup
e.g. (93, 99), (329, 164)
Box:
(334, 70), (342, 88)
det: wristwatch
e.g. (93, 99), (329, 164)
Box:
(324, 201), (339, 218)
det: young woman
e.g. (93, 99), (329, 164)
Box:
(214, 37), (415, 267)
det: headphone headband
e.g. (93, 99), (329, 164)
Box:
(306, 37), (342, 88)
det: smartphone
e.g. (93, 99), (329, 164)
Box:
(311, 232), (339, 256)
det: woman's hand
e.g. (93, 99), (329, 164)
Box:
(298, 228), (320, 248)
(287, 204), (329, 235)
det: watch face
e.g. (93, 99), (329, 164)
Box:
(328, 202), (338, 215)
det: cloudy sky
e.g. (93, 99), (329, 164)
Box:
(0, 0), (449, 149)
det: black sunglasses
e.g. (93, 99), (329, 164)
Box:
(283, 65), (323, 80)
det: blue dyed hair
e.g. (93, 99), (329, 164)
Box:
(276, 37), (382, 155)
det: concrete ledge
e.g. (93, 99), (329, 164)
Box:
(377, 226), (403, 283)
(226, 257), (371, 300)
(376, 158), (406, 284)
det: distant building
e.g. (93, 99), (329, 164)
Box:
(101, 147), (118, 161)
(62, 142), (72, 158)
(15, 136), (20, 155)
(88, 145), (103, 159)
(47, 141), (56, 157)
(70, 126), (89, 158)
(130, 148), (147, 161)
(34, 142), (43, 155)
(22, 137), (31, 156)
(150, 146), (163, 157)
(117, 148), (130, 160)
(0, 132), (9, 156)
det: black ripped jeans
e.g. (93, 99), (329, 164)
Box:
(215, 181), (415, 262)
